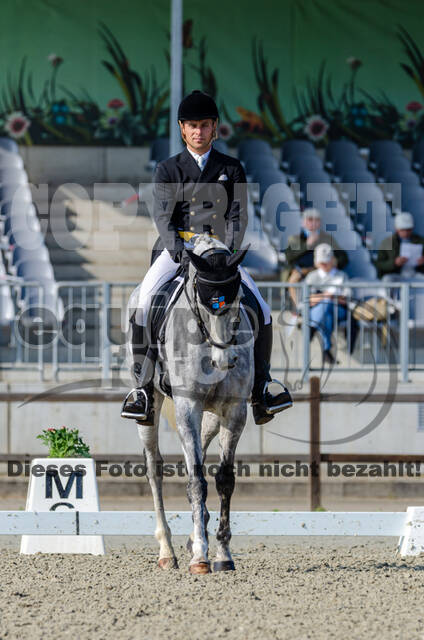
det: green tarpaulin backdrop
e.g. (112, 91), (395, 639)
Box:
(1, 0), (423, 145)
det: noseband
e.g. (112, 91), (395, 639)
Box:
(184, 271), (241, 350)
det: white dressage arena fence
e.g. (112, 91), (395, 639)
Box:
(0, 508), (423, 557)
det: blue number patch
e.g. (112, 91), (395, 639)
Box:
(212, 296), (226, 309)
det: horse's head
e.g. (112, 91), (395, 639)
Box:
(185, 234), (248, 371)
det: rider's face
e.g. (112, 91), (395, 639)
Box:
(180, 119), (216, 154)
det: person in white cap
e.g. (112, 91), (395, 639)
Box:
(283, 208), (348, 311)
(376, 212), (424, 280)
(305, 243), (349, 364)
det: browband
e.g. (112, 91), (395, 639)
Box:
(196, 271), (241, 286)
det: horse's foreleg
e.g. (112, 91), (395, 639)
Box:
(137, 392), (177, 569)
(175, 400), (210, 574)
(214, 403), (246, 572)
(187, 411), (220, 555)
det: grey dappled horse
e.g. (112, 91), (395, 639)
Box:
(135, 234), (254, 574)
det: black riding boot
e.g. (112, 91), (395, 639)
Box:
(251, 319), (293, 425)
(120, 322), (156, 425)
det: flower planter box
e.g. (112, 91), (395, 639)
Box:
(20, 457), (104, 555)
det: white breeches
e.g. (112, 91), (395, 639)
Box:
(132, 249), (271, 326)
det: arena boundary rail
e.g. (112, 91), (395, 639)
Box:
(0, 508), (423, 557)
(1, 377), (424, 510)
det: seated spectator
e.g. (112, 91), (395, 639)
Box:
(376, 212), (424, 281)
(283, 208), (348, 312)
(305, 243), (349, 364)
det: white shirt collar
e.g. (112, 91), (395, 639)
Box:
(187, 146), (212, 165)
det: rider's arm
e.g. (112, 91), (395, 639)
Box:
(225, 162), (248, 252)
(152, 161), (184, 261)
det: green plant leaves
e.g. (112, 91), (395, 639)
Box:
(37, 427), (91, 459)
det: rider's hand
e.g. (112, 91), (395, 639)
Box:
(181, 251), (191, 272)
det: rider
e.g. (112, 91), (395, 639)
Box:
(121, 89), (293, 425)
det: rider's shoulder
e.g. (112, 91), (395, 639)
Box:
(155, 154), (178, 177)
(212, 148), (243, 170)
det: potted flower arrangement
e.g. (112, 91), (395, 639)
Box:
(21, 426), (104, 555)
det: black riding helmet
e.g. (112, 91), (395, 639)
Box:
(178, 90), (219, 121)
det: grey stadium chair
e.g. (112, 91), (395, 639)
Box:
(397, 185), (424, 211)
(333, 156), (367, 179)
(0, 138), (19, 153)
(376, 156), (411, 181)
(16, 260), (54, 280)
(261, 185), (299, 235)
(240, 230), (279, 279)
(0, 283), (14, 346)
(257, 170), (287, 203)
(1, 198), (35, 219)
(344, 245), (377, 279)
(325, 140), (359, 169)
(369, 140), (403, 169)
(8, 229), (45, 251)
(385, 171), (420, 186)
(4, 215), (41, 238)
(212, 139), (229, 155)
(340, 171), (376, 185)
(298, 171), (331, 204)
(238, 139), (273, 161)
(0, 167), (28, 186)
(288, 154), (322, 178)
(412, 139), (424, 170)
(401, 199), (424, 221)
(362, 203), (395, 250)
(10, 245), (50, 275)
(0, 154), (24, 169)
(245, 154), (278, 175)
(409, 211), (424, 236)
(0, 184), (32, 204)
(281, 140), (315, 168)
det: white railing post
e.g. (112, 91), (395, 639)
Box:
(400, 283), (409, 383)
(302, 281), (310, 381)
(101, 282), (111, 386)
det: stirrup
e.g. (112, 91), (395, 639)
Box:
(120, 387), (150, 421)
(262, 379), (293, 415)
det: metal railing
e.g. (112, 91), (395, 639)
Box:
(1, 278), (424, 382)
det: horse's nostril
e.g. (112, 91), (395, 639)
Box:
(211, 360), (217, 368)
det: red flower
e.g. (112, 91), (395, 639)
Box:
(47, 428), (56, 432)
(47, 53), (63, 67)
(406, 101), (423, 113)
(107, 98), (125, 110)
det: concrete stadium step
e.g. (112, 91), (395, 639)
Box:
(53, 263), (148, 281)
(44, 231), (153, 251)
(48, 248), (151, 266)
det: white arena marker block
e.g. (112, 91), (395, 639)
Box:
(398, 506), (424, 557)
(20, 458), (104, 555)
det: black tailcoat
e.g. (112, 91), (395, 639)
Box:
(151, 146), (248, 258)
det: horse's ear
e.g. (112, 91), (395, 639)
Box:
(185, 250), (211, 272)
(226, 245), (250, 269)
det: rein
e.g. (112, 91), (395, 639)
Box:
(184, 272), (241, 350)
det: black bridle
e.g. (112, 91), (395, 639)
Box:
(184, 271), (241, 350)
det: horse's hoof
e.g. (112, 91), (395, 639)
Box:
(189, 562), (211, 575)
(213, 560), (235, 572)
(158, 556), (179, 570)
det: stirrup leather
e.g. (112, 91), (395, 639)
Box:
(261, 379), (293, 415)
(120, 387), (151, 420)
